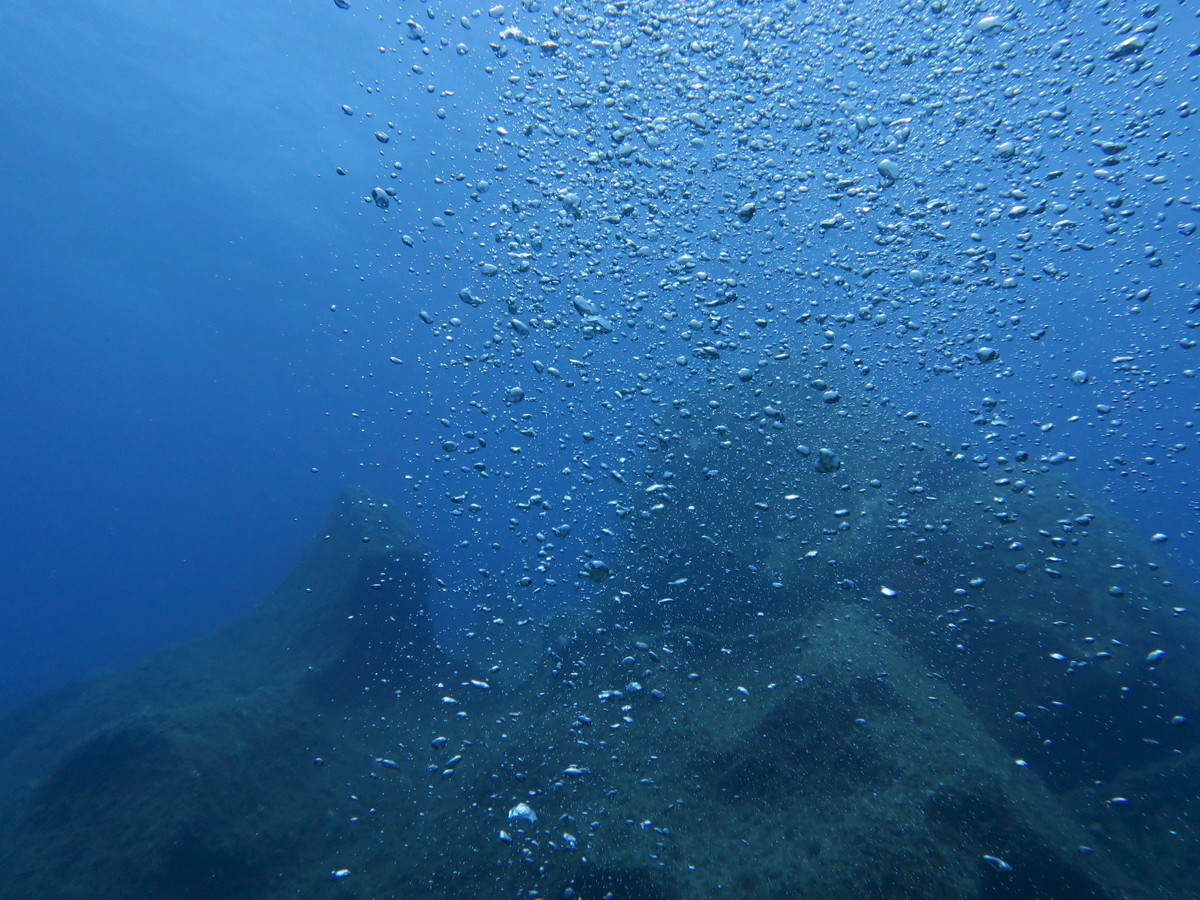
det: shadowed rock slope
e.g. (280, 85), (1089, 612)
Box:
(0, 475), (1196, 899)
(0, 488), (448, 900)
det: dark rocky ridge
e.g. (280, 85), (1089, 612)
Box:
(0, 488), (451, 900)
(0, 474), (1196, 899)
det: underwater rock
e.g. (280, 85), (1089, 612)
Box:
(0, 488), (445, 900)
(0, 474), (1196, 899)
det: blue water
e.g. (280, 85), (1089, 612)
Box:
(3, 3), (1200, 898)
(0, 0), (374, 708)
(1, 0), (1197, 719)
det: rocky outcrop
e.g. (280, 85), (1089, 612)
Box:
(0, 488), (447, 900)
(0, 475), (1195, 899)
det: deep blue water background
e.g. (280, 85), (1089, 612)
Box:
(0, 0), (381, 710)
(1, 0), (1197, 716)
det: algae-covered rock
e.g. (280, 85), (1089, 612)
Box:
(0, 488), (446, 900)
(0, 475), (1196, 899)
